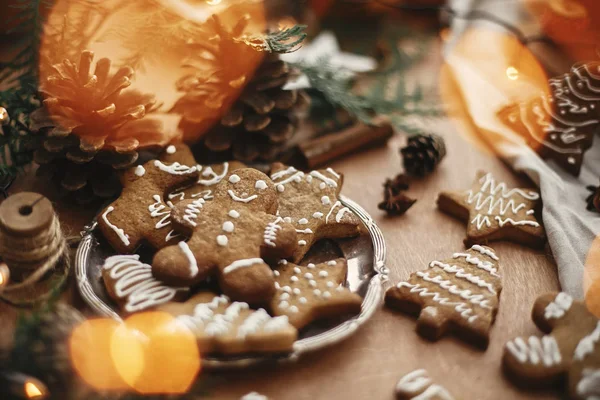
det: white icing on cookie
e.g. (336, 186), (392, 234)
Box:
(326, 167), (340, 179)
(577, 369), (600, 400)
(298, 240), (307, 246)
(505, 336), (561, 366)
(103, 255), (181, 312)
(148, 195), (172, 229)
(102, 206), (130, 246)
(223, 221), (235, 233)
(313, 212), (324, 218)
(228, 190), (258, 203)
(229, 210), (240, 218)
(153, 160), (197, 175)
(134, 165), (145, 177)
(544, 292), (573, 320)
(223, 258), (264, 274)
(183, 198), (205, 227)
(178, 241), (198, 277)
(217, 235), (228, 247)
(264, 217), (283, 247)
(229, 174), (241, 183)
(321, 196), (331, 205)
(255, 180), (268, 190)
(470, 245), (499, 260)
(166, 145), (176, 154)
(310, 171), (338, 187)
(452, 253), (500, 277)
(197, 162), (229, 186)
(574, 321), (600, 361)
(429, 261), (497, 294)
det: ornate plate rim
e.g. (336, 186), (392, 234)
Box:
(75, 194), (387, 369)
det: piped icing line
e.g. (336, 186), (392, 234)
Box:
(325, 201), (342, 223)
(544, 292), (573, 320)
(264, 217), (283, 247)
(309, 171), (338, 188)
(191, 190), (213, 200)
(415, 271), (493, 309)
(197, 162), (228, 185)
(335, 206), (351, 223)
(103, 255), (182, 312)
(271, 166), (298, 180)
(477, 173), (540, 200)
(505, 336), (562, 366)
(395, 369), (432, 395)
(178, 241), (198, 277)
(574, 321), (600, 361)
(153, 160), (197, 175)
(148, 195), (172, 229)
(576, 368), (600, 399)
(396, 282), (478, 323)
(223, 258), (264, 274)
(183, 198), (205, 227)
(495, 216), (540, 228)
(452, 253), (500, 277)
(326, 167), (340, 179)
(471, 245), (499, 261)
(168, 191), (185, 201)
(165, 230), (180, 242)
(471, 215), (491, 229)
(176, 295), (292, 339)
(102, 207), (130, 246)
(228, 190), (258, 203)
(276, 171), (305, 186)
(429, 261), (497, 294)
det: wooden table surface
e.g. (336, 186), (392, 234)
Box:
(0, 43), (562, 400)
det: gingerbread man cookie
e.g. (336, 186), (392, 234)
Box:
(152, 168), (298, 303)
(270, 163), (361, 262)
(504, 292), (600, 399)
(271, 258), (362, 329)
(98, 158), (199, 253)
(102, 255), (188, 313)
(385, 245), (502, 348)
(437, 171), (545, 248)
(395, 369), (455, 400)
(159, 143), (246, 204)
(158, 292), (297, 355)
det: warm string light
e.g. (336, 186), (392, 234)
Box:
(0, 371), (49, 399)
(0, 263), (10, 289)
(24, 381), (46, 399)
(205, 0), (221, 4)
(506, 66), (519, 80)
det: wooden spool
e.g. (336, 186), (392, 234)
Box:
(0, 192), (54, 237)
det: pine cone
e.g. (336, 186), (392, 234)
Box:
(400, 133), (446, 176)
(18, 303), (85, 389)
(587, 183), (600, 212)
(200, 54), (308, 162)
(30, 51), (157, 203)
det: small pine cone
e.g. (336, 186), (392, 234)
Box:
(30, 50), (157, 202)
(23, 303), (85, 388)
(199, 54), (309, 163)
(400, 134), (446, 177)
(587, 184), (600, 212)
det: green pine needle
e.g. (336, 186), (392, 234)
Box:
(262, 24), (307, 53)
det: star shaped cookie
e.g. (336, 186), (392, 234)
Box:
(437, 171), (545, 248)
(271, 258), (362, 329)
(270, 163), (362, 262)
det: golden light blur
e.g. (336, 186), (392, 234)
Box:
(39, 0), (267, 144)
(24, 381), (46, 399)
(0, 263), (9, 288)
(440, 27), (549, 155)
(584, 236), (600, 317)
(505, 66), (519, 81)
(70, 318), (129, 391)
(110, 312), (200, 394)
(70, 312), (200, 394)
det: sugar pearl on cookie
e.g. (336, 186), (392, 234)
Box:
(304, 273), (313, 279)
(309, 280), (317, 287)
(289, 306), (299, 313)
(222, 221), (234, 232)
(229, 174), (241, 183)
(293, 288), (301, 295)
(228, 210), (240, 218)
(326, 281), (334, 288)
(166, 145), (176, 154)
(319, 271), (328, 277)
(327, 261), (337, 266)
(217, 235), (228, 246)
(291, 276), (299, 282)
(321, 196), (331, 205)
(293, 267), (301, 274)
(255, 180), (268, 190)
(323, 291), (331, 298)
(299, 297), (307, 304)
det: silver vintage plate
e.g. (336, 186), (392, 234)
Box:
(75, 195), (387, 369)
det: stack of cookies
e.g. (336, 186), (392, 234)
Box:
(97, 143), (364, 355)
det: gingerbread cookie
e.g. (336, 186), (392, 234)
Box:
(158, 292), (297, 355)
(504, 292), (600, 399)
(271, 258), (362, 329)
(152, 168), (298, 303)
(270, 163), (361, 262)
(395, 369), (455, 400)
(102, 255), (188, 313)
(497, 63), (599, 176)
(437, 171), (545, 248)
(159, 143), (246, 204)
(385, 245), (502, 348)
(98, 157), (199, 253)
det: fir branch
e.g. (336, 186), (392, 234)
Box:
(240, 24), (308, 54)
(292, 60), (374, 124)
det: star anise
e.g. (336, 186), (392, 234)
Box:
(383, 173), (410, 196)
(378, 186), (416, 216)
(586, 184), (600, 212)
